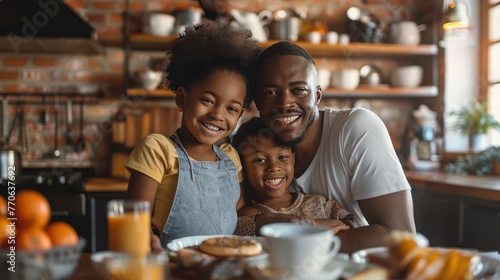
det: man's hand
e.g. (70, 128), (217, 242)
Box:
(314, 218), (349, 234)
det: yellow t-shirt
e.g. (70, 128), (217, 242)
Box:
(125, 133), (244, 233)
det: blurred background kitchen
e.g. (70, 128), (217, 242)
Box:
(0, 0), (499, 253)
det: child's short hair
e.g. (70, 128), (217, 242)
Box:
(164, 19), (261, 109)
(232, 117), (292, 157)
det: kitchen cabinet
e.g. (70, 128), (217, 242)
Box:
(412, 187), (461, 247)
(412, 185), (500, 251)
(86, 192), (126, 253)
(461, 198), (500, 251)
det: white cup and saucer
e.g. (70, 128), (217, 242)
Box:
(247, 223), (344, 280)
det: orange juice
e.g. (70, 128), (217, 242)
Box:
(108, 255), (167, 280)
(108, 211), (150, 255)
(109, 258), (165, 280)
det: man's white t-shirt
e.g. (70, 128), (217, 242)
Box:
(294, 107), (411, 227)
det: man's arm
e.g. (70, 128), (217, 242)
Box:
(336, 190), (415, 254)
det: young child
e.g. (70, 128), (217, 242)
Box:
(232, 117), (355, 236)
(125, 19), (261, 248)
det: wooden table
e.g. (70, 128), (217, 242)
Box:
(69, 253), (249, 280)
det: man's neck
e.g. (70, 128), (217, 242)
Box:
(294, 110), (324, 178)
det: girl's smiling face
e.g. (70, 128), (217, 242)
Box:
(176, 70), (246, 147)
(240, 137), (295, 200)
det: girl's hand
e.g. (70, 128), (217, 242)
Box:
(150, 232), (165, 253)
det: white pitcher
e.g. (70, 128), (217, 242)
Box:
(230, 9), (272, 42)
(389, 21), (426, 45)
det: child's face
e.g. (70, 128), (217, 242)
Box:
(177, 70), (246, 146)
(241, 138), (295, 199)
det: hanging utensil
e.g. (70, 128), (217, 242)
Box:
(75, 96), (85, 152)
(18, 99), (29, 153)
(39, 95), (48, 124)
(53, 95), (61, 158)
(0, 96), (22, 181)
(65, 97), (74, 148)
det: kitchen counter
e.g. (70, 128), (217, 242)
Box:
(405, 170), (500, 202)
(84, 177), (128, 192)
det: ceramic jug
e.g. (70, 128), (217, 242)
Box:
(389, 21), (426, 45)
(230, 9), (272, 42)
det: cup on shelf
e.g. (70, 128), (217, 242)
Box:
(390, 65), (423, 88)
(325, 31), (339, 44)
(339, 33), (350, 45)
(307, 31), (322, 44)
(331, 68), (360, 90)
(107, 199), (151, 256)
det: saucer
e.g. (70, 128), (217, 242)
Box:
(247, 259), (343, 280)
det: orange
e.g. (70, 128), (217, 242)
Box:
(15, 190), (51, 229)
(17, 227), (52, 251)
(0, 195), (6, 217)
(0, 217), (11, 247)
(45, 221), (79, 247)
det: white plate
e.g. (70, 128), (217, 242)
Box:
(247, 257), (345, 280)
(351, 246), (388, 264)
(351, 247), (500, 279)
(166, 235), (268, 262)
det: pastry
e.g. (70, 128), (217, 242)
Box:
(199, 236), (262, 258)
(385, 230), (480, 280)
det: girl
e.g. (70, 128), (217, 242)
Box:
(125, 19), (261, 248)
(232, 117), (355, 236)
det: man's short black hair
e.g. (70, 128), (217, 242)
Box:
(257, 41), (316, 66)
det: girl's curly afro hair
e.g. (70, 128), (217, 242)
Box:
(164, 19), (262, 109)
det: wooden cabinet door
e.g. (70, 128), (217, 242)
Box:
(412, 187), (461, 247)
(462, 198), (500, 251)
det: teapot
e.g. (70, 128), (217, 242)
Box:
(230, 9), (272, 42)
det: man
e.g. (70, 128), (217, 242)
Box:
(250, 41), (415, 253)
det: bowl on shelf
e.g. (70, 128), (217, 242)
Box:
(331, 69), (360, 90)
(390, 65), (423, 88)
(143, 13), (176, 36)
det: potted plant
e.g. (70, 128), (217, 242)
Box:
(449, 99), (500, 152)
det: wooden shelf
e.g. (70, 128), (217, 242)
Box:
(261, 41), (438, 57)
(127, 88), (175, 97)
(0, 37), (103, 54)
(125, 86), (437, 99)
(322, 86), (438, 98)
(129, 34), (177, 50)
(129, 34), (438, 57)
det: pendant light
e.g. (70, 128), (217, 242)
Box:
(443, 0), (469, 30)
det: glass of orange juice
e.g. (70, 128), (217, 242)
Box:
(107, 200), (150, 256)
(106, 252), (169, 280)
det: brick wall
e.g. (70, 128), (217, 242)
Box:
(0, 0), (419, 176)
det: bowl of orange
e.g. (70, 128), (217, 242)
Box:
(0, 191), (86, 280)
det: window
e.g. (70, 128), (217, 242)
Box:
(481, 1), (500, 145)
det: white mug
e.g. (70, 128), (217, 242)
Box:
(260, 223), (341, 276)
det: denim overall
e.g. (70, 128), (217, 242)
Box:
(159, 133), (239, 246)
